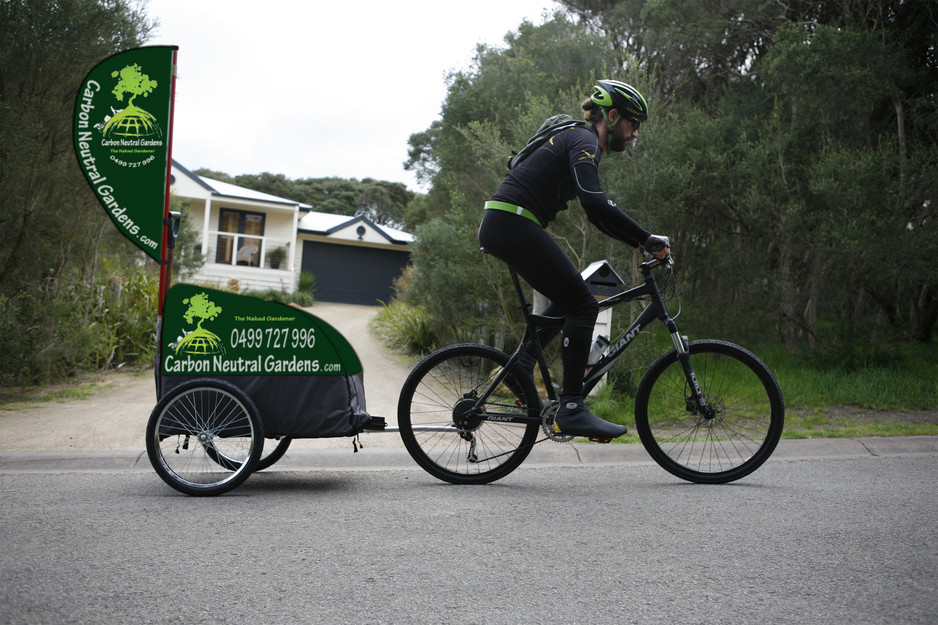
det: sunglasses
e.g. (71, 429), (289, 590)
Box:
(626, 117), (641, 130)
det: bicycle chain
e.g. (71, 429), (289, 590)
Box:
(540, 400), (574, 443)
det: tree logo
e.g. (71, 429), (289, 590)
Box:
(173, 292), (226, 356)
(96, 63), (164, 167)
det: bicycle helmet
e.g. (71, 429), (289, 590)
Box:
(590, 79), (649, 122)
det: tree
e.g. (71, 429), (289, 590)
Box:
(403, 0), (937, 352)
(560, 0), (791, 104)
(0, 0), (155, 382)
(194, 169), (416, 228)
(182, 292), (222, 327)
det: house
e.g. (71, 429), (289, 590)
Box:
(169, 161), (414, 305)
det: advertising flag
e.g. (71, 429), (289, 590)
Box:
(74, 46), (177, 261)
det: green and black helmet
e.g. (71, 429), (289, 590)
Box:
(590, 79), (649, 123)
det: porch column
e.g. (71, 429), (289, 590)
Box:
(290, 208), (299, 273)
(201, 197), (212, 255)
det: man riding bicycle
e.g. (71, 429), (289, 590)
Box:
(478, 79), (671, 440)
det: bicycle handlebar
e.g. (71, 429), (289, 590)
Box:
(641, 253), (674, 272)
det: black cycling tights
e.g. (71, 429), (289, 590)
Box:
(478, 209), (598, 396)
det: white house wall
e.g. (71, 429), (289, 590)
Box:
(179, 202), (295, 291)
(169, 163), (413, 296)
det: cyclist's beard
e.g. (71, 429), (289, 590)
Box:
(609, 135), (629, 152)
(609, 136), (628, 152)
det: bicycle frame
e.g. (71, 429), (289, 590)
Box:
(472, 255), (712, 422)
(582, 258), (687, 397)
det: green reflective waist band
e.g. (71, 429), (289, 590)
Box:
(484, 201), (543, 227)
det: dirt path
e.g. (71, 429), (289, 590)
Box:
(0, 302), (416, 451)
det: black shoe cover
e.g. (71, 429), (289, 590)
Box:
(554, 394), (628, 439)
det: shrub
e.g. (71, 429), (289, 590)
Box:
(370, 300), (438, 355)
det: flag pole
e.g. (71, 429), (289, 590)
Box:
(155, 46), (179, 397)
(158, 46), (179, 317)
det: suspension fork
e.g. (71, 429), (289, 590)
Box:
(666, 320), (714, 419)
(639, 261), (714, 419)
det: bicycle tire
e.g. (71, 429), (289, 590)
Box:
(204, 435), (292, 472)
(146, 379), (264, 496)
(634, 340), (784, 484)
(255, 437), (292, 471)
(398, 344), (541, 484)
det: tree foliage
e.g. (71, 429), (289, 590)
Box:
(401, 0), (937, 353)
(195, 169), (415, 229)
(0, 0), (158, 383)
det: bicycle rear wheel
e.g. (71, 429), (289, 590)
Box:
(146, 379), (264, 496)
(635, 340), (784, 484)
(398, 344), (540, 484)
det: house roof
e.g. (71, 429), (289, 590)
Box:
(171, 160), (312, 209)
(298, 211), (414, 245)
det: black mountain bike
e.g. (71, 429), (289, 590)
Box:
(397, 252), (784, 485)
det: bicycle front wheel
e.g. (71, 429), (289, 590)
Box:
(635, 340), (784, 484)
(146, 379), (264, 496)
(398, 344), (541, 484)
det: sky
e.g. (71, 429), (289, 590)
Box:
(144, 0), (559, 192)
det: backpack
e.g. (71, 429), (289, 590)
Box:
(507, 114), (588, 170)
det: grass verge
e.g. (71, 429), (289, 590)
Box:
(588, 340), (938, 441)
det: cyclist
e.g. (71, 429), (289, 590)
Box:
(478, 79), (671, 440)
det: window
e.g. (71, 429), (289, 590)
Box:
(216, 209), (265, 266)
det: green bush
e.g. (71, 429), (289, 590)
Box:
(0, 262), (160, 385)
(298, 270), (315, 293)
(291, 291), (314, 307)
(94, 266), (159, 366)
(244, 288), (289, 304)
(768, 342), (938, 411)
(293, 271), (315, 307)
(370, 300), (438, 355)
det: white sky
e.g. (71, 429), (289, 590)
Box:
(145, 0), (559, 192)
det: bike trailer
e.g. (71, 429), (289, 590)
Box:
(157, 284), (371, 438)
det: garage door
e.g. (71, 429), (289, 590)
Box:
(301, 241), (410, 305)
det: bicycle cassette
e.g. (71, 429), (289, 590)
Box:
(540, 400), (574, 443)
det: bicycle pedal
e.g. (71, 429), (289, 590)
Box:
(588, 436), (613, 444)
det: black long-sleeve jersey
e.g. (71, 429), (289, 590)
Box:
(491, 124), (650, 248)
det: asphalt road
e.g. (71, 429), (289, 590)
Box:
(2, 300), (937, 623)
(1, 447), (936, 625)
